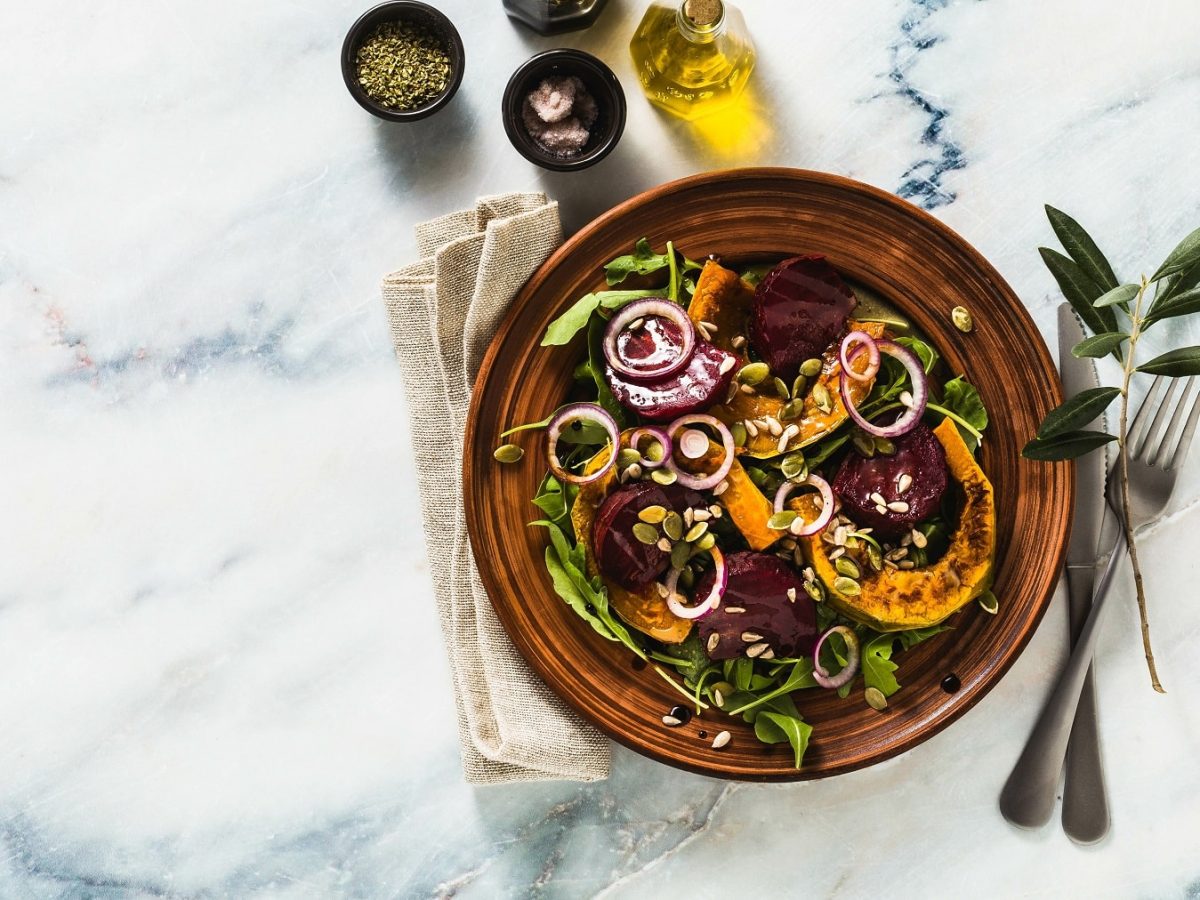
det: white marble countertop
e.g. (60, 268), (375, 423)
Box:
(3, 0), (1200, 896)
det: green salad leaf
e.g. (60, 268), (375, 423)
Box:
(604, 237), (702, 287)
(928, 375), (988, 448)
(541, 289), (666, 347)
(754, 711), (813, 768)
(894, 335), (940, 374)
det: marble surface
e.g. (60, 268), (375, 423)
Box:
(3, 0), (1200, 896)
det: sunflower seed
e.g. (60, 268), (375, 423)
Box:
(730, 421), (748, 447)
(656, 582), (669, 598)
(864, 687), (888, 711)
(709, 504), (723, 518)
(828, 546), (846, 560)
(707, 632), (721, 652)
(812, 382), (833, 413)
(713, 480), (730, 496)
(685, 522), (709, 542)
(741, 631), (763, 642)
(774, 377), (790, 399)
(725, 381), (740, 403)
(683, 507), (695, 527)
(663, 511), (684, 540)
(787, 516), (807, 536)
(765, 416), (783, 437)
(696, 322), (712, 341)
(779, 537), (797, 551)
(778, 424), (800, 454)
(725, 606), (746, 614)
(627, 463), (643, 480)
(887, 500), (910, 513)
(711, 730), (731, 749)
(791, 374), (808, 397)
(911, 528), (927, 548)
(743, 419), (760, 439)
(875, 504), (888, 516)
(869, 491), (887, 507)
(952, 305), (974, 333)
(897, 473), (913, 494)
(651, 468), (677, 486)
(737, 362), (770, 385)
(768, 510), (798, 530)
(835, 557), (861, 579)
(657, 537), (673, 552)
(834, 525), (850, 546)
(833, 575), (860, 595)
(731, 334), (747, 350)
(800, 358), (823, 378)
(712, 687), (726, 707)
(898, 560), (915, 569)
(803, 566), (816, 581)
(760, 647), (776, 660)
(493, 444), (524, 463)
(900, 390), (914, 409)
(852, 430), (876, 458)
(638, 505), (668, 524)
(629, 317), (646, 331)
(786, 587), (797, 602)
(632, 523), (659, 545)
(662, 714), (683, 726)
(700, 320), (718, 334)
(746, 642), (770, 658)
(714, 355), (737, 377)
(979, 590), (999, 614)
(739, 383), (756, 395)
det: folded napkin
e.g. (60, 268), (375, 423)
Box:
(381, 194), (611, 784)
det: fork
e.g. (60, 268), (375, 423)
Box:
(999, 375), (1200, 833)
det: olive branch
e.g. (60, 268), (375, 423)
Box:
(1024, 206), (1200, 693)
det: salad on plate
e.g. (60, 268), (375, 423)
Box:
(497, 240), (997, 768)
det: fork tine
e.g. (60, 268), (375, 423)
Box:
(1155, 376), (1196, 467)
(1127, 375), (1164, 458)
(1168, 377), (1200, 471)
(1134, 376), (1179, 462)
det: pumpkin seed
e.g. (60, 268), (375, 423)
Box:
(638, 505), (668, 524)
(685, 521), (709, 542)
(780, 452), (807, 480)
(804, 580), (825, 602)
(864, 687), (888, 711)
(835, 557), (861, 579)
(874, 437), (896, 456)
(694, 532), (716, 552)
(852, 431), (876, 458)
(951, 305), (974, 333)
(643, 440), (665, 463)
(779, 398), (804, 421)
(866, 544), (884, 572)
(731, 422), (748, 447)
(979, 591), (999, 614)
(618, 447), (642, 467)
(712, 680), (734, 698)
(774, 376), (790, 399)
(663, 511), (684, 540)
(768, 510), (798, 530)
(671, 541), (691, 570)
(651, 468), (677, 486)
(812, 382), (833, 413)
(737, 362), (770, 385)
(632, 523), (659, 545)
(494, 443), (526, 465)
(791, 374), (808, 397)
(833, 575), (861, 596)
(800, 357), (823, 378)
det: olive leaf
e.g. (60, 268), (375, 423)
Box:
(1092, 283), (1140, 308)
(1137, 346), (1200, 377)
(1144, 286), (1200, 329)
(1045, 205), (1119, 291)
(1022, 430), (1117, 461)
(1037, 387), (1121, 439)
(1039, 247), (1118, 336)
(1150, 225), (1200, 282)
(1072, 332), (1129, 358)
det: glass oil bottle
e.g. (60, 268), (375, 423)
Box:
(629, 0), (756, 120)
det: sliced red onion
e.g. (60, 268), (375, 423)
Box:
(545, 403), (619, 485)
(628, 426), (671, 470)
(774, 473), (835, 536)
(603, 299), (696, 381)
(839, 340), (928, 439)
(813, 625), (861, 689)
(678, 428), (709, 460)
(840, 330), (880, 382)
(665, 414), (735, 491)
(666, 545), (726, 619)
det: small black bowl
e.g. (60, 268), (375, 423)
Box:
(502, 49), (626, 172)
(341, 1), (465, 122)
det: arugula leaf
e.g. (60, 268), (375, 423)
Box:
(604, 238), (702, 287)
(723, 659), (817, 715)
(587, 315), (630, 428)
(928, 376), (988, 449)
(1022, 430), (1117, 461)
(670, 633), (713, 685)
(531, 474), (567, 522)
(895, 624), (952, 651)
(754, 712), (813, 768)
(541, 289), (666, 346)
(895, 336), (940, 374)
(740, 263), (774, 287)
(804, 432), (852, 469)
(861, 633), (901, 697)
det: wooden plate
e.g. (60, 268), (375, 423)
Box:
(463, 168), (1070, 781)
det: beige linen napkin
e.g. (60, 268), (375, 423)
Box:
(382, 193), (611, 784)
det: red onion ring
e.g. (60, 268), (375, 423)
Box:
(603, 299), (696, 381)
(839, 340), (928, 438)
(666, 545), (726, 620)
(628, 426), (671, 470)
(665, 414), (735, 491)
(545, 403), (619, 485)
(774, 473), (835, 536)
(840, 330), (880, 382)
(813, 625), (861, 689)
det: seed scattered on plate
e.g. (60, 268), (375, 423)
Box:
(952, 305), (974, 333)
(493, 443), (524, 463)
(662, 714), (683, 727)
(711, 730), (731, 749)
(864, 687), (888, 711)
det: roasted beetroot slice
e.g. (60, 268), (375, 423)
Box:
(832, 421), (948, 538)
(696, 552), (817, 661)
(748, 255), (857, 382)
(605, 339), (737, 423)
(593, 482), (706, 591)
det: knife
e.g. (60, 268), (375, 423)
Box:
(1056, 304), (1111, 843)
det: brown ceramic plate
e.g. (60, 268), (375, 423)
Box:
(463, 168), (1070, 781)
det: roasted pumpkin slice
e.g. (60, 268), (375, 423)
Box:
(570, 437), (692, 644)
(688, 260), (884, 458)
(676, 439), (778, 551)
(798, 418), (995, 631)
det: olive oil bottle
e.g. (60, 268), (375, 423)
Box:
(629, 0), (756, 120)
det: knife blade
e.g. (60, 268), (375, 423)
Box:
(1056, 302), (1110, 844)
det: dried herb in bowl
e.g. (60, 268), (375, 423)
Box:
(355, 20), (451, 112)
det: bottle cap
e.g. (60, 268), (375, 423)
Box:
(684, 0), (722, 27)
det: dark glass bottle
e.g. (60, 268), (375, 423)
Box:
(503, 0), (610, 35)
